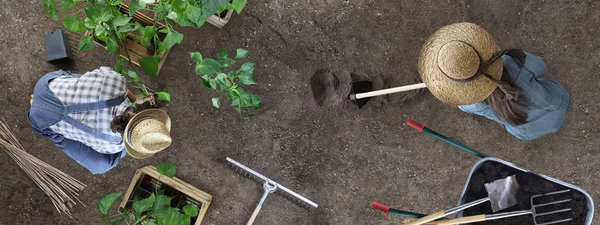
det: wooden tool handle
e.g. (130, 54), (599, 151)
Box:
(403, 218), (449, 224)
(402, 211), (446, 225)
(246, 205), (262, 225)
(434, 215), (486, 225)
(355, 83), (426, 99)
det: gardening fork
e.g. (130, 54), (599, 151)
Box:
(433, 189), (573, 225)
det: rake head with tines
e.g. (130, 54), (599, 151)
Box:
(434, 189), (573, 225)
(226, 157), (318, 225)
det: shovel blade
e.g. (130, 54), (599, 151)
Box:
(349, 80), (373, 108)
(485, 175), (520, 212)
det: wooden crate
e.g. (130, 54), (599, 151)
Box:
(120, 166), (212, 225)
(206, 10), (234, 28)
(84, 4), (171, 74)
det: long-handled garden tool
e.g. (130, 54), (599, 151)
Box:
(407, 119), (489, 158)
(433, 189), (573, 225)
(401, 175), (519, 225)
(226, 157), (318, 225)
(349, 79), (427, 108)
(372, 202), (432, 219)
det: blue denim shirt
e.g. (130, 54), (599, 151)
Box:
(459, 52), (570, 140)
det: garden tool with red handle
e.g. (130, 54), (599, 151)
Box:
(406, 119), (489, 158)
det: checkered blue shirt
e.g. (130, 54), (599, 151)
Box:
(48, 67), (132, 154)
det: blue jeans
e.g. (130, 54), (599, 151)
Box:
(51, 135), (126, 174)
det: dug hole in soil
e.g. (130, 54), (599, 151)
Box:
(461, 161), (589, 225)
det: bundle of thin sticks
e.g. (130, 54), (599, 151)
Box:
(0, 120), (86, 218)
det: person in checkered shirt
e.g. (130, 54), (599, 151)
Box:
(28, 67), (154, 174)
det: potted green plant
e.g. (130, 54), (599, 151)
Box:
(98, 163), (212, 225)
(206, 0), (247, 28)
(43, 0), (237, 102)
(190, 48), (261, 120)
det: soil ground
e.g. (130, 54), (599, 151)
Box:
(1, 0), (599, 224)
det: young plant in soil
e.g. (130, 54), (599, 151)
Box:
(43, 0), (245, 104)
(97, 163), (199, 225)
(191, 48), (261, 120)
(215, 0), (248, 16)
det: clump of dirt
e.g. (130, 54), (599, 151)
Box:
(310, 69), (344, 106)
(461, 161), (589, 225)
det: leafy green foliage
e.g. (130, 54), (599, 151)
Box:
(107, 0), (123, 6)
(212, 97), (221, 108)
(44, 0), (244, 105)
(106, 34), (121, 55)
(235, 48), (248, 59)
(132, 194), (155, 214)
(139, 56), (160, 77)
(218, 48), (228, 59)
(128, 0), (144, 16)
(232, 0), (247, 14)
(98, 192), (122, 215)
(78, 35), (94, 51)
(195, 58), (223, 75)
(61, 0), (76, 11)
(190, 52), (202, 62)
(63, 15), (85, 32)
(156, 89), (171, 102)
(99, 163), (198, 225)
(127, 70), (140, 82)
(114, 59), (126, 74)
(191, 48), (261, 119)
(156, 162), (176, 177)
(183, 204), (199, 217)
(111, 16), (131, 27)
(44, 0), (58, 21)
(162, 30), (184, 50)
(152, 195), (172, 212)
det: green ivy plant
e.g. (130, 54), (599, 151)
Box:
(43, 0), (247, 103)
(98, 163), (198, 225)
(190, 48), (261, 120)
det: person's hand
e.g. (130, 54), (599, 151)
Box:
(136, 94), (155, 105)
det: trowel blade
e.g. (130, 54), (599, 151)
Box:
(484, 175), (519, 212)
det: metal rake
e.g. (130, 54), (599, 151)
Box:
(226, 157), (318, 225)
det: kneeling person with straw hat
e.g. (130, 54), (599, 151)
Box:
(419, 23), (570, 140)
(28, 67), (172, 174)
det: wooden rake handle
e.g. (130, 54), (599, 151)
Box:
(246, 205), (262, 225)
(402, 210), (446, 225)
(354, 83), (427, 99)
(431, 215), (486, 225)
(403, 218), (449, 224)
(404, 215), (486, 225)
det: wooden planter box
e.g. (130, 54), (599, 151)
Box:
(84, 4), (171, 74)
(120, 166), (212, 225)
(207, 10), (234, 28)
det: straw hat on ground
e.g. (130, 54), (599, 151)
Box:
(124, 109), (171, 159)
(419, 22), (502, 105)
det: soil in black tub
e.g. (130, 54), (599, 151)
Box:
(461, 161), (588, 225)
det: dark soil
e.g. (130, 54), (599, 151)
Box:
(2, 0), (600, 225)
(461, 161), (589, 225)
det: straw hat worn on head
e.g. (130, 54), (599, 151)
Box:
(419, 22), (503, 105)
(124, 109), (172, 159)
